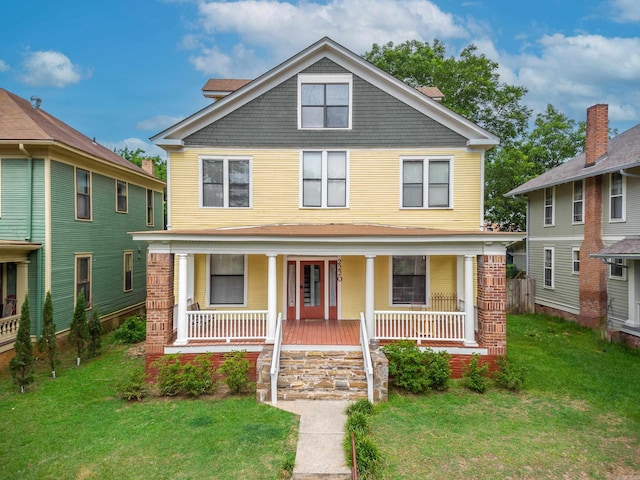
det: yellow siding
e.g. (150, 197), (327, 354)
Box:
(340, 256), (365, 318)
(430, 256), (457, 293)
(169, 148), (482, 230)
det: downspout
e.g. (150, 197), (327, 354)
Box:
(526, 197), (530, 275)
(18, 144), (33, 242)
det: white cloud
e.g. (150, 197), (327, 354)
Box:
(610, 0), (640, 22)
(106, 137), (168, 160)
(136, 115), (184, 131)
(0, 59), (9, 72)
(19, 50), (88, 87)
(187, 0), (469, 76)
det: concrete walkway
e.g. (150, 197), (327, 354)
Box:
(274, 400), (352, 480)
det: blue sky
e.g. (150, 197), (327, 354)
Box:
(1, 0), (639, 158)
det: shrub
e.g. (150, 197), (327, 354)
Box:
(37, 291), (58, 378)
(494, 355), (525, 392)
(382, 340), (430, 393)
(353, 434), (381, 479)
(425, 349), (451, 391)
(114, 315), (146, 344)
(345, 412), (370, 436)
(117, 367), (148, 401)
(69, 291), (88, 366)
(10, 297), (35, 392)
(345, 398), (374, 416)
(506, 263), (519, 279)
(217, 350), (252, 394)
(462, 353), (490, 393)
(153, 354), (183, 396)
(88, 307), (103, 357)
(180, 354), (215, 397)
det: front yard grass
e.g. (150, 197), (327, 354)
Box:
(371, 314), (640, 479)
(0, 343), (297, 480)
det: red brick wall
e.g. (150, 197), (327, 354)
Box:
(145, 253), (175, 375)
(146, 351), (260, 383)
(477, 255), (507, 357)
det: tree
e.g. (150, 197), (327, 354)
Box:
(485, 105), (585, 231)
(69, 291), (88, 366)
(116, 147), (167, 182)
(37, 291), (58, 378)
(88, 306), (102, 357)
(364, 40), (531, 146)
(9, 297), (35, 392)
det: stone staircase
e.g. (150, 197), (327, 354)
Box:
(276, 349), (368, 401)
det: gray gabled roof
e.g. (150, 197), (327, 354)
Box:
(591, 236), (640, 259)
(507, 123), (640, 196)
(152, 37), (499, 149)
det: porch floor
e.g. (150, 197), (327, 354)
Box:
(282, 319), (360, 345)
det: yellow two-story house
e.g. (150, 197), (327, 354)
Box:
(133, 37), (520, 402)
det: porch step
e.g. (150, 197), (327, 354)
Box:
(277, 350), (368, 401)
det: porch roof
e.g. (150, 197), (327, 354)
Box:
(131, 223), (522, 256)
(591, 236), (640, 260)
(0, 240), (42, 250)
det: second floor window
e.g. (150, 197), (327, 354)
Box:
(544, 187), (554, 226)
(401, 158), (452, 208)
(76, 168), (91, 220)
(572, 180), (583, 223)
(299, 74), (352, 129)
(116, 180), (128, 213)
(146, 189), (154, 226)
(202, 157), (251, 208)
(610, 172), (625, 221)
(302, 151), (347, 207)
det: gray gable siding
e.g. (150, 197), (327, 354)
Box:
(184, 58), (467, 148)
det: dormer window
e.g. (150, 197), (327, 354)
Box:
(298, 74), (352, 129)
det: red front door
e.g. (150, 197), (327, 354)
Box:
(300, 261), (324, 319)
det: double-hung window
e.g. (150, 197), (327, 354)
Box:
(572, 180), (584, 224)
(76, 168), (91, 220)
(123, 251), (133, 292)
(298, 74), (352, 129)
(301, 151), (347, 207)
(401, 157), (452, 208)
(609, 257), (626, 280)
(544, 187), (554, 226)
(116, 180), (128, 213)
(391, 256), (428, 305)
(75, 254), (92, 307)
(610, 172), (625, 221)
(572, 248), (580, 275)
(146, 189), (154, 226)
(201, 157), (251, 208)
(543, 247), (554, 288)
(209, 254), (245, 305)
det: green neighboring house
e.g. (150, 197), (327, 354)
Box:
(0, 88), (165, 359)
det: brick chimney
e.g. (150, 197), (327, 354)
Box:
(141, 159), (155, 177)
(579, 104), (608, 327)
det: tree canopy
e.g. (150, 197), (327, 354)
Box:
(117, 147), (167, 182)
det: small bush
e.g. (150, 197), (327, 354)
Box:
(180, 354), (215, 397)
(353, 434), (381, 479)
(114, 315), (146, 344)
(345, 412), (370, 436)
(506, 263), (519, 279)
(117, 367), (148, 401)
(462, 353), (490, 393)
(425, 349), (451, 391)
(345, 398), (374, 416)
(494, 355), (525, 392)
(382, 340), (430, 393)
(153, 354), (182, 396)
(217, 350), (252, 394)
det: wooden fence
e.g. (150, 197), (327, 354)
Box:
(507, 277), (535, 314)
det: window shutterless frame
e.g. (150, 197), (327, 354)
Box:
(543, 247), (554, 288)
(75, 168), (92, 221)
(75, 253), (92, 308)
(543, 187), (555, 227)
(572, 180), (584, 224)
(400, 156), (453, 209)
(146, 189), (154, 226)
(200, 156), (252, 208)
(572, 248), (580, 275)
(297, 73), (353, 130)
(123, 251), (133, 292)
(206, 254), (248, 306)
(609, 172), (626, 222)
(116, 180), (128, 213)
(300, 150), (349, 208)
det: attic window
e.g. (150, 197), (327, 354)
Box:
(298, 74), (352, 129)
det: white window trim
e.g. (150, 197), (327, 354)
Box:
(543, 247), (555, 289)
(74, 253), (93, 309)
(543, 187), (555, 227)
(205, 254), (248, 307)
(123, 250), (133, 292)
(572, 180), (584, 225)
(199, 156), (253, 209)
(297, 73), (353, 130)
(74, 167), (92, 221)
(399, 156), (454, 209)
(571, 247), (580, 275)
(388, 255), (431, 307)
(299, 150), (350, 208)
(609, 257), (627, 281)
(116, 179), (128, 214)
(609, 173), (626, 223)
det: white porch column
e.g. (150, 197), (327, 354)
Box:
(456, 256), (464, 307)
(266, 254), (277, 343)
(175, 253), (188, 346)
(187, 254), (195, 304)
(365, 255), (375, 338)
(464, 255), (477, 346)
(16, 261), (29, 314)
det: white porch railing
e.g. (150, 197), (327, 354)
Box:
(375, 310), (466, 343)
(359, 312), (374, 402)
(0, 314), (19, 349)
(186, 310), (268, 342)
(270, 313), (283, 404)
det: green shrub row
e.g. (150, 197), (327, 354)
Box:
(382, 340), (451, 393)
(462, 353), (526, 393)
(343, 399), (381, 479)
(113, 315), (146, 344)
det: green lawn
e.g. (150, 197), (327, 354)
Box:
(0, 344), (297, 480)
(371, 314), (640, 479)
